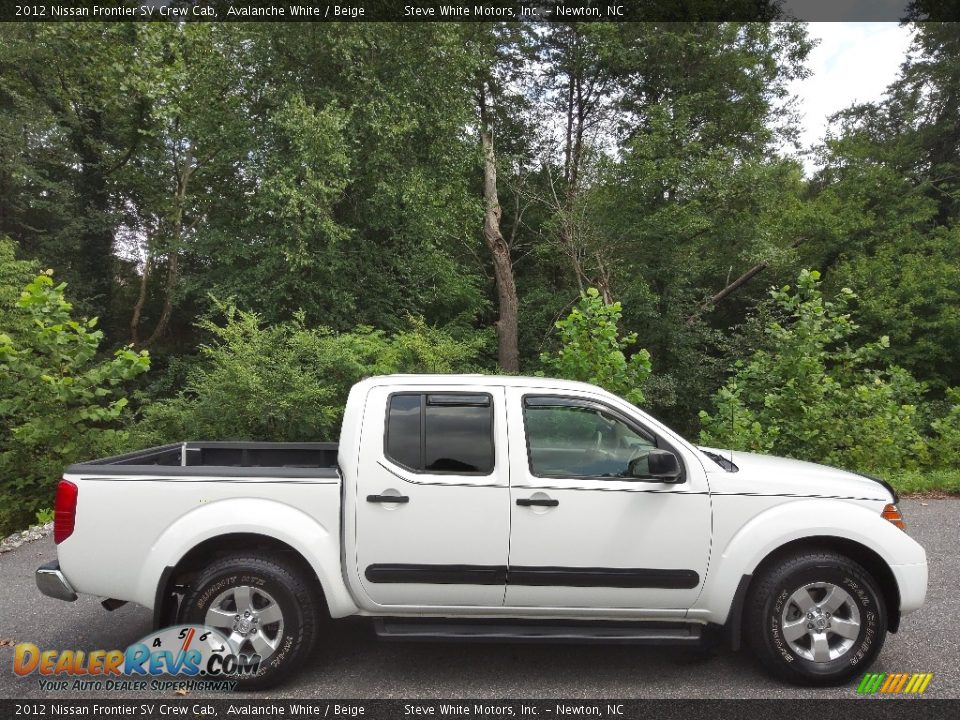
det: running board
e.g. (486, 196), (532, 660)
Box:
(374, 618), (703, 645)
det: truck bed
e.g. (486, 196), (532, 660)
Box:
(66, 441), (339, 478)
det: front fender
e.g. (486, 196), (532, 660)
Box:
(135, 497), (358, 618)
(694, 498), (926, 624)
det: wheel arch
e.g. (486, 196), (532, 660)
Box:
(726, 535), (901, 651)
(141, 497), (359, 628)
(696, 498), (918, 634)
(153, 532), (330, 629)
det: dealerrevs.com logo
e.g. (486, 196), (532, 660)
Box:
(856, 672), (934, 695)
(13, 625), (258, 692)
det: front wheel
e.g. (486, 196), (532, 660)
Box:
(179, 554), (320, 690)
(746, 551), (887, 686)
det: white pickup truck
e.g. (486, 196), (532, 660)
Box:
(37, 374), (927, 689)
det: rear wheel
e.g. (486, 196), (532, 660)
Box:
(179, 554), (319, 690)
(746, 550), (887, 686)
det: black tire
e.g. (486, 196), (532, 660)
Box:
(179, 554), (320, 690)
(746, 550), (887, 686)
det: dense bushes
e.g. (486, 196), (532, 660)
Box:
(699, 270), (956, 476)
(0, 269), (149, 534)
(929, 388), (960, 468)
(131, 306), (488, 445)
(0, 254), (487, 534)
(1, 259), (957, 537)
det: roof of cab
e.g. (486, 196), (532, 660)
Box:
(358, 373), (606, 393)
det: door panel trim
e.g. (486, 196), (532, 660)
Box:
(509, 566), (699, 589)
(366, 564), (507, 585)
(365, 564), (699, 589)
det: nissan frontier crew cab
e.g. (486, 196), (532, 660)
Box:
(37, 374), (927, 688)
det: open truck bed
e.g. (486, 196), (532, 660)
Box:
(65, 441), (340, 478)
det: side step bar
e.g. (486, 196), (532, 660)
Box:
(374, 618), (703, 645)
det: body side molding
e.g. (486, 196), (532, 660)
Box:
(365, 564), (700, 589)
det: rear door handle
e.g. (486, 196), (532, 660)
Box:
(367, 494), (409, 504)
(516, 497), (559, 507)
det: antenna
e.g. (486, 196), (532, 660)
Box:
(729, 389), (735, 468)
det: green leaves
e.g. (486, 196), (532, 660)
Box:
(699, 270), (928, 474)
(930, 388), (960, 469)
(540, 288), (652, 406)
(133, 305), (488, 447)
(0, 268), (150, 534)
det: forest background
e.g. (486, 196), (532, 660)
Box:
(1, 19), (958, 534)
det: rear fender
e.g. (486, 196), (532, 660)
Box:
(135, 497), (358, 618)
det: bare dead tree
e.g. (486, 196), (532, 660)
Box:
(478, 80), (520, 372)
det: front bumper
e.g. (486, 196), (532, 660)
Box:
(36, 560), (77, 602)
(892, 561), (928, 615)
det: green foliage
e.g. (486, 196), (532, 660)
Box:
(193, 24), (488, 334)
(134, 306), (488, 445)
(887, 469), (960, 496)
(0, 237), (38, 326)
(0, 272), (150, 535)
(0, 24), (154, 329)
(577, 23), (812, 430)
(930, 388), (960, 468)
(0, 20), (958, 522)
(34, 507), (53, 525)
(804, 24), (960, 392)
(540, 288), (651, 405)
(699, 270), (928, 474)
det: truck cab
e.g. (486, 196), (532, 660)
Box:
(347, 377), (710, 614)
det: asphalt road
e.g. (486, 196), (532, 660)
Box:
(1, 498), (957, 700)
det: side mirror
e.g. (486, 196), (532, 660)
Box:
(645, 449), (682, 482)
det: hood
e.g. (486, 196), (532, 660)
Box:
(698, 447), (895, 502)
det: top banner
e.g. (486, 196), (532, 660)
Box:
(2, 0), (959, 23)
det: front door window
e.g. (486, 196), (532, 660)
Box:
(523, 400), (656, 479)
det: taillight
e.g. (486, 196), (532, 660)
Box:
(54, 479), (78, 544)
(882, 503), (905, 531)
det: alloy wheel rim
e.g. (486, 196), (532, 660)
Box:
(204, 585), (285, 662)
(781, 581), (861, 662)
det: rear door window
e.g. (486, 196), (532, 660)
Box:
(385, 393), (494, 475)
(385, 394), (421, 471)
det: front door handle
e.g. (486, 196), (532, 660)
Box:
(516, 497), (559, 507)
(367, 494), (410, 504)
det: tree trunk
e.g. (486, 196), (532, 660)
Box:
(142, 250), (178, 348)
(704, 260), (770, 308)
(140, 143), (194, 349)
(555, 32), (611, 303)
(74, 109), (115, 322)
(479, 83), (520, 373)
(129, 247), (152, 347)
(687, 238), (805, 324)
(685, 260), (772, 326)
(563, 63), (575, 184)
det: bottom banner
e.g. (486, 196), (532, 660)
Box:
(1, 699), (957, 720)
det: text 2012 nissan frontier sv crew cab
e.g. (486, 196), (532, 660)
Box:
(36, 374), (927, 688)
